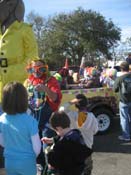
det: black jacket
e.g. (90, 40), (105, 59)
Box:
(47, 129), (93, 175)
(113, 73), (131, 103)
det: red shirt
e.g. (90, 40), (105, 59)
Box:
(46, 76), (62, 111)
(27, 75), (62, 111)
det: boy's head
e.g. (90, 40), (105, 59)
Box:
(75, 94), (88, 110)
(49, 111), (70, 135)
(120, 61), (129, 72)
(128, 53), (131, 58)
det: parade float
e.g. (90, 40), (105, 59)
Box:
(60, 58), (119, 134)
(61, 87), (119, 134)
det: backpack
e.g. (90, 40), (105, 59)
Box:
(121, 76), (131, 94)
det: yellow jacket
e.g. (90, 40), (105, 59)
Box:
(0, 21), (39, 100)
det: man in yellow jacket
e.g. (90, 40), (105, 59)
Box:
(0, 0), (39, 100)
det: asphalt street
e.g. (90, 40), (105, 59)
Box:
(92, 117), (131, 175)
(0, 117), (131, 175)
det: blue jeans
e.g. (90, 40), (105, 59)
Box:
(119, 101), (131, 139)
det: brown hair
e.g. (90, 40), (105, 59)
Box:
(75, 94), (88, 110)
(128, 53), (131, 57)
(2, 82), (28, 114)
(120, 61), (129, 72)
(49, 111), (70, 129)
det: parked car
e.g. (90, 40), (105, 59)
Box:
(61, 87), (119, 134)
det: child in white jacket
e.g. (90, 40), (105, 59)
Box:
(59, 93), (98, 149)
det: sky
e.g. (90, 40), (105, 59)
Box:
(24, 0), (131, 41)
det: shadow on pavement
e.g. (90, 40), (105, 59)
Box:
(94, 117), (131, 154)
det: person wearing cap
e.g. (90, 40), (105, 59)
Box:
(0, 0), (39, 101)
(114, 61), (131, 141)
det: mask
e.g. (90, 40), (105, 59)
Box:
(26, 64), (48, 77)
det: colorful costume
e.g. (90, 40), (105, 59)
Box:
(25, 59), (62, 128)
(103, 68), (117, 88)
(24, 74), (62, 129)
(24, 62), (62, 171)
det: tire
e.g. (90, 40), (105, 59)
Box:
(93, 108), (113, 134)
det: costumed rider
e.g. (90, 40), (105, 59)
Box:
(0, 0), (38, 100)
(24, 59), (62, 172)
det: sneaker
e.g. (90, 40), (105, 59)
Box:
(118, 135), (130, 141)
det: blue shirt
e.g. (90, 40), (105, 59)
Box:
(0, 112), (38, 159)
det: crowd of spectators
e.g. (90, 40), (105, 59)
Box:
(54, 64), (119, 90)
(53, 53), (131, 90)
